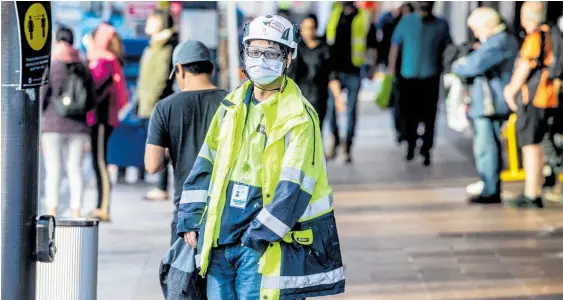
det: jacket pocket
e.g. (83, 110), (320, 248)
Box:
(299, 213), (342, 269)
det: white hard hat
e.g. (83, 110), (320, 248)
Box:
(242, 15), (300, 58)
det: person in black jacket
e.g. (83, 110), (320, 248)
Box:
(289, 14), (343, 132)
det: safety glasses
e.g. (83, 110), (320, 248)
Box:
(245, 47), (284, 60)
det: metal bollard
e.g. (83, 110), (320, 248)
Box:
(36, 218), (99, 300)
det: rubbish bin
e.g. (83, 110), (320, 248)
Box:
(36, 218), (99, 300)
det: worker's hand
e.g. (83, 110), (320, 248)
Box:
(335, 94), (346, 112)
(184, 232), (197, 248)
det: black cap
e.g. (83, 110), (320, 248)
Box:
(169, 40), (211, 80)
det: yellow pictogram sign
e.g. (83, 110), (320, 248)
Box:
(24, 3), (48, 51)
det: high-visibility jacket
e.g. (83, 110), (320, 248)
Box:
(325, 3), (369, 67)
(177, 79), (345, 299)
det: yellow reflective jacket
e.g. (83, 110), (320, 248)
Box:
(326, 3), (368, 67)
(177, 79), (345, 299)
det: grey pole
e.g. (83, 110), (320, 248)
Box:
(1, 1), (41, 299)
(226, 1), (240, 91)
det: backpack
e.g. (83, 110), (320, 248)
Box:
(51, 63), (94, 118)
(538, 24), (563, 80)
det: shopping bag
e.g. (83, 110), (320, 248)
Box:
(443, 73), (470, 133)
(374, 73), (394, 109)
(159, 238), (207, 300)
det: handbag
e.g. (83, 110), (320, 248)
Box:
(159, 238), (207, 300)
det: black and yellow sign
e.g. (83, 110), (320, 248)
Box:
(16, 1), (52, 89)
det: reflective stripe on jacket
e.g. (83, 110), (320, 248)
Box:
(176, 79), (345, 299)
(326, 3), (368, 67)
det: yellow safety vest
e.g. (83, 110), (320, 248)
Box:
(278, 1), (291, 10)
(325, 3), (368, 67)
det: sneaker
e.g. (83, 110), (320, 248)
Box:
(89, 208), (111, 221)
(143, 188), (169, 201)
(509, 194), (544, 209)
(467, 194), (501, 205)
(466, 181), (485, 196)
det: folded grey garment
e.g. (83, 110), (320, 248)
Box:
(159, 238), (207, 300)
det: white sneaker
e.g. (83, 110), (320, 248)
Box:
(143, 188), (168, 201)
(466, 180), (484, 196)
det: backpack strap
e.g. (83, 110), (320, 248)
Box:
(536, 25), (550, 70)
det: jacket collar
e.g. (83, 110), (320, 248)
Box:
(222, 78), (307, 132)
(150, 29), (176, 47)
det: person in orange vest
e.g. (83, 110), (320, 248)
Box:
(503, 2), (562, 208)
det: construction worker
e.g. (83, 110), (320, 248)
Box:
(326, 1), (377, 163)
(177, 15), (345, 300)
(325, 1), (378, 163)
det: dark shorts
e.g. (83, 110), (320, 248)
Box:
(516, 105), (559, 147)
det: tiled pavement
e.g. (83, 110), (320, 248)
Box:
(56, 102), (563, 299)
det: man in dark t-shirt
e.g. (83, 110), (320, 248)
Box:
(145, 40), (227, 245)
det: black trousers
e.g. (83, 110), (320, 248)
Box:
(90, 123), (114, 211)
(398, 76), (441, 154)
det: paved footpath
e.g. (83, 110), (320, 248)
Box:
(72, 103), (563, 299)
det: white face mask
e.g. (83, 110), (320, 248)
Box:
(245, 55), (285, 86)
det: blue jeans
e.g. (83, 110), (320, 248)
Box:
(207, 244), (262, 300)
(472, 117), (503, 197)
(327, 72), (362, 147)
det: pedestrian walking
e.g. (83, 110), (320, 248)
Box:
(325, 1), (379, 163)
(145, 40), (227, 245)
(86, 23), (128, 221)
(137, 9), (179, 201)
(388, 1), (452, 166)
(289, 13), (343, 132)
